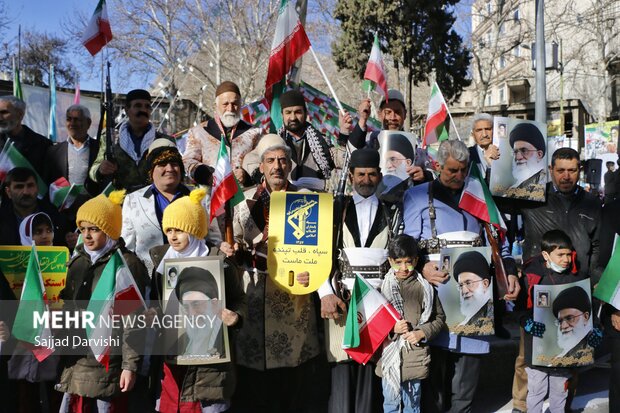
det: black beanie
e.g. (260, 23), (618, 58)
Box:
(279, 89), (306, 110)
(350, 148), (380, 170)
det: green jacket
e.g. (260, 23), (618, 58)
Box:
(89, 130), (174, 191)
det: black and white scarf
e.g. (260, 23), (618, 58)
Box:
(118, 121), (157, 163)
(278, 124), (333, 179)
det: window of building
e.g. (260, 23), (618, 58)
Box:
(499, 55), (506, 68)
(486, 1), (492, 14)
(487, 92), (493, 106)
(513, 8), (520, 21)
(513, 45), (520, 57)
(499, 23), (505, 34)
(499, 88), (505, 103)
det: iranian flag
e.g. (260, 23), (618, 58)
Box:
(86, 250), (145, 367)
(82, 0), (113, 56)
(459, 163), (506, 232)
(210, 138), (244, 221)
(0, 140), (47, 198)
(12, 244), (54, 361)
(342, 275), (400, 365)
(594, 235), (620, 308)
(265, 0), (311, 130)
(362, 34), (388, 99)
(423, 82), (449, 147)
(49, 177), (87, 210)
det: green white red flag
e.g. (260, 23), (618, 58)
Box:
(86, 250), (145, 368)
(13, 57), (22, 100)
(210, 138), (244, 221)
(423, 82), (450, 147)
(459, 163), (506, 232)
(12, 244), (54, 361)
(342, 274), (400, 365)
(594, 235), (620, 308)
(49, 177), (88, 210)
(362, 34), (388, 99)
(265, 0), (311, 130)
(82, 0), (113, 56)
(0, 140), (47, 198)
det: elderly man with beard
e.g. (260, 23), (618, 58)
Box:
(276, 89), (337, 191)
(319, 148), (392, 413)
(0, 96), (52, 179)
(340, 89), (432, 185)
(402, 139), (519, 413)
(90, 89), (174, 191)
(504, 123), (547, 199)
(183, 81), (261, 187)
(453, 251), (493, 334)
(232, 139), (329, 413)
(552, 287), (593, 360)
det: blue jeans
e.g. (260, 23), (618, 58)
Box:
(382, 378), (421, 413)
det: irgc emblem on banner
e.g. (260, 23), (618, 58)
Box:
(268, 192), (333, 294)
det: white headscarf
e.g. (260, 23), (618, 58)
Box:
(156, 234), (209, 274)
(19, 212), (54, 246)
(84, 236), (118, 265)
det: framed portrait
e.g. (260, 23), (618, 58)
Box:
(489, 117), (547, 202)
(162, 256), (231, 365)
(376, 131), (418, 199)
(533, 279), (594, 368)
(437, 247), (494, 336)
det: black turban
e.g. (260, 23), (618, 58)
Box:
(452, 250), (490, 281)
(552, 286), (591, 318)
(509, 122), (546, 155)
(176, 267), (219, 301)
(387, 133), (414, 161)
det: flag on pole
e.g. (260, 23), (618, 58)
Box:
(48, 65), (57, 143)
(13, 57), (23, 100)
(82, 0), (113, 56)
(423, 82), (450, 147)
(49, 177), (87, 210)
(458, 163), (506, 232)
(86, 250), (146, 368)
(0, 141), (47, 198)
(594, 235), (620, 308)
(210, 138), (244, 221)
(362, 34), (388, 99)
(11, 244), (54, 361)
(265, 0), (311, 130)
(342, 275), (400, 365)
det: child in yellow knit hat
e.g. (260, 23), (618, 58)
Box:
(149, 188), (246, 413)
(57, 190), (149, 412)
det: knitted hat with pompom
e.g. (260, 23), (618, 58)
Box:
(76, 190), (126, 240)
(162, 188), (209, 239)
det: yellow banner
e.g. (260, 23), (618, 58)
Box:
(0, 245), (69, 309)
(268, 192), (333, 294)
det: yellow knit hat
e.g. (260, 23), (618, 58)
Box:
(162, 188), (208, 239)
(76, 190), (126, 240)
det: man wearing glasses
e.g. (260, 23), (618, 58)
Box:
(452, 250), (493, 333)
(507, 122), (547, 193)
(552, 286), (592, 360)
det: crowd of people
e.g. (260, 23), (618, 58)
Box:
(0, 80), (617, 413)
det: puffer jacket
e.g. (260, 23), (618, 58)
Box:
(377, 273), (446, 381)
(522, 183), (602, 280)
(56, 240), (149, 398)
(149, 244), (247, 406)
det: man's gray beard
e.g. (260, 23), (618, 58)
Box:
(512, 157), (545, 184)
(220, 112), (240, 128)
(0, 119), (18, 135)
(556, 320), (589, 353)
(460, 284), (491, 320)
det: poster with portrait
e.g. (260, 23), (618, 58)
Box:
(268, 192), (333, 294)
(162, 256), (230, 365)
(437, 247), (494, 336)
(532, 279), (594, 368)
(377, 131), (418, 200)
(0, 246), (69, 310)
(490, 117), (547, 202)
(585, 120), (619, 158)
